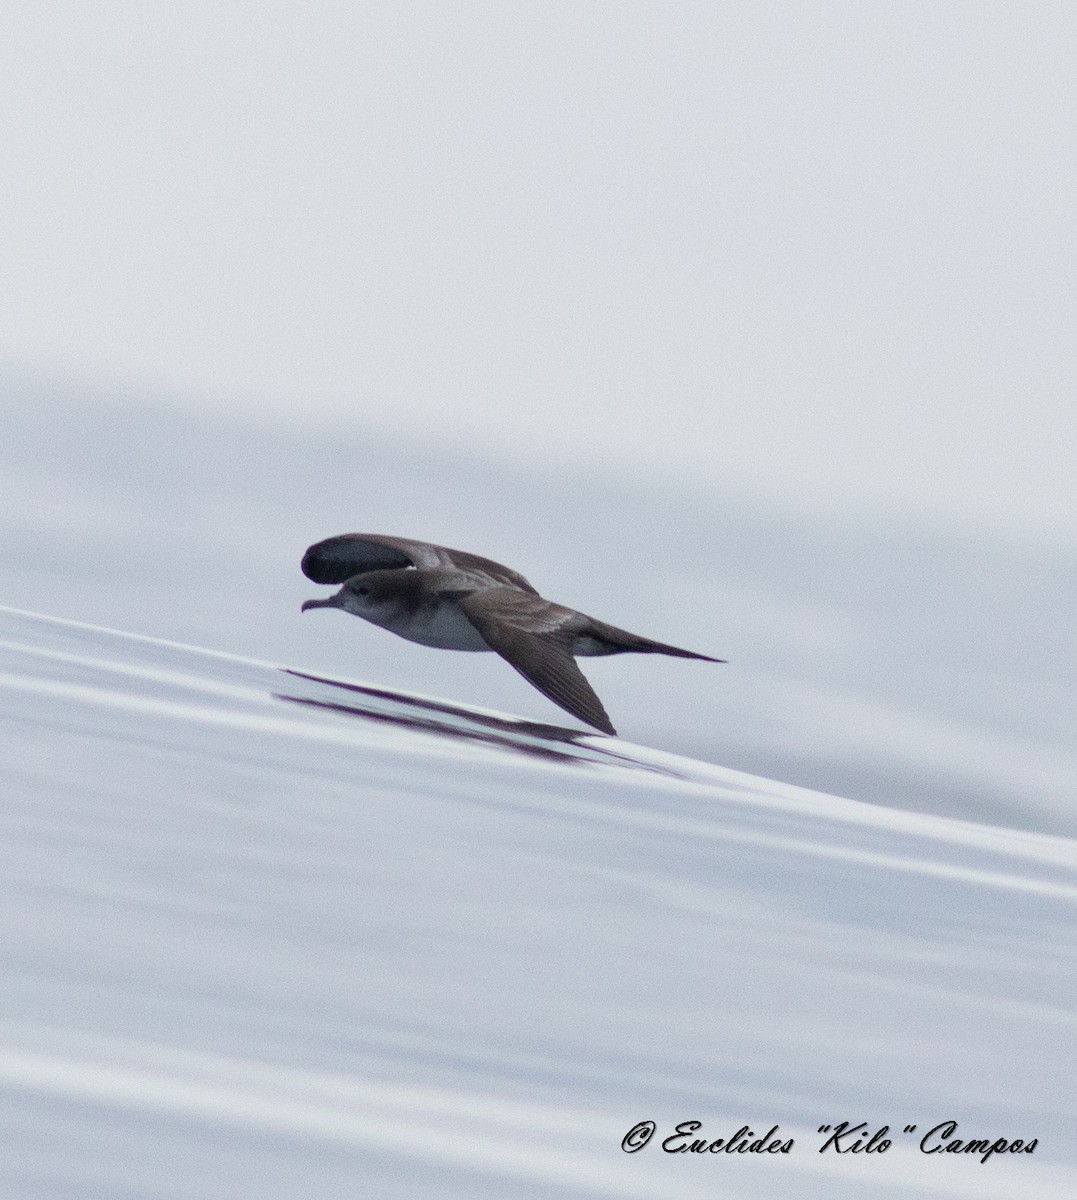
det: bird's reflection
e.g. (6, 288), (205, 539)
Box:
(274, 668), (685, 778)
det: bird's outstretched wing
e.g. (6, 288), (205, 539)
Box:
(301, 533), (538, 593)
(459, 588), (616, 735)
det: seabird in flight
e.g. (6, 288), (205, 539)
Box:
(301, 533), (723, 735)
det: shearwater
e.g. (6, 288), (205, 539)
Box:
(300, 533), (723, 735)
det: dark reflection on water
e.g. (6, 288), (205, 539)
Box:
(276, 669), (687, 778)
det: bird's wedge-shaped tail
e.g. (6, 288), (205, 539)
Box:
(582, 616), (725, 661)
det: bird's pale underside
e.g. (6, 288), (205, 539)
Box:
(300, 533), (723, 735)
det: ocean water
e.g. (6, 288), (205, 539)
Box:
(1, 605), (1074, 1198)
(1, 376), (1075, 1196)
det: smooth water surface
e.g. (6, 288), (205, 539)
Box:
(1, 606), (1074, 1198)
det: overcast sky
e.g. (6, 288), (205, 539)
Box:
(2, 2), (1075, 536)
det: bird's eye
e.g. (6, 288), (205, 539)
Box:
(356, 585), (369, 596)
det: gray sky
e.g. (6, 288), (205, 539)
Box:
(3, 2), (1075, 534)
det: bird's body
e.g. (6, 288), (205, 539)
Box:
(301, 534), (723, 735)
(381, 587), (493, 651)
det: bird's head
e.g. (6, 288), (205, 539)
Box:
(301, 569), (409, 624)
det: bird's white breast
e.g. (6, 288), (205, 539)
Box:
(384, 600), (492, 651)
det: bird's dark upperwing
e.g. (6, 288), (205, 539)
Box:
(458, 589), (616, 735)
(302, 534), (539, 593)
